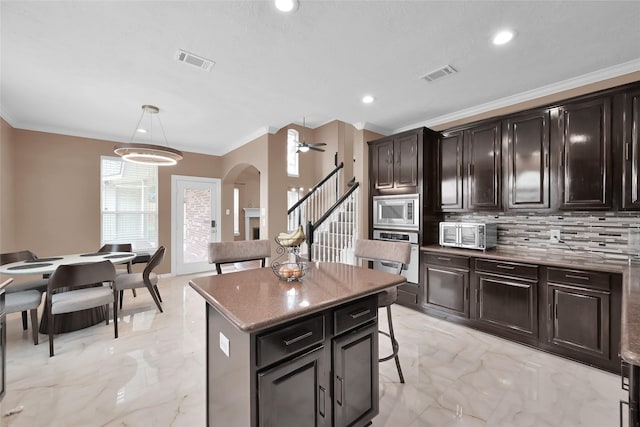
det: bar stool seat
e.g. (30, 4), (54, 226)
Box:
(354, 239), (411, 384)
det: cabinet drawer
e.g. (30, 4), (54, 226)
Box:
(547, 267), (610, 291)
(424, 253), (470, 269)
(397, 284), (419, 305)
(475, 258), (538, 280)
(257, 314), (325, 368)
(334, 295), (377, 336)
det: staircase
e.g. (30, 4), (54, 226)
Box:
(287, 163), (359, 263)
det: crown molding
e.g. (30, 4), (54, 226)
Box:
(354, 121), (392, 136)
(395, 58), (640, 133)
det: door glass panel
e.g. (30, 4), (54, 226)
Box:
(182, 187), (211, 264)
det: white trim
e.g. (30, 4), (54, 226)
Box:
(171, 175), (222, 275)
(395, 58), (640, 133)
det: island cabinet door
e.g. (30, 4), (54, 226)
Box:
(258, 346), (327, 427)
(333, 322), (379, 427)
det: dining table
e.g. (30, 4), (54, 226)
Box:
(0, 251), (136, 334)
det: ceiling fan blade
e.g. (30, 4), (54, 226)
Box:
(309, 142), (327, 147)
(309, 146), (325, 152)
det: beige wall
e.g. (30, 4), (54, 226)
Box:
(0, 118), (16, 250)
(0, 126), (223, 275)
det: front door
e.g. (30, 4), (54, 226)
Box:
(172, 176), (221, 275)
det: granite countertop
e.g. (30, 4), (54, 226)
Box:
(189, 262), (405, 333)
(420, 244), (628, 274)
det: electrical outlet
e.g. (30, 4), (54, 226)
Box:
(550, 229), (561, 242)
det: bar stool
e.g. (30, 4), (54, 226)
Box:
(354, 239), (411, 383)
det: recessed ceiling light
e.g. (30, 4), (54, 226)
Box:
(362, 95), (375, 104)
(136, 128), (147, 134)
(274, 0), (298, 13)
(492, 30), (516, 45)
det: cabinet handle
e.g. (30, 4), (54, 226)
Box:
(620, 400), (629, 427)
(319, 386), (326, 418)
(283, 330), (312, 346)
(565, 274), (590, 281)
(496, 264), (515, 270)
(626, 142), (631, 162)
(545, 153), (549, 169)
(336, 376), (344, 406)
(437, 256), (451, 261)
(350, 308), (371, 319)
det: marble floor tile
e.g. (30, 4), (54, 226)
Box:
(1, 273), (624, 426)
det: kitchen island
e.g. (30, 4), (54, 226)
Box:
(189, 262), (405, 427)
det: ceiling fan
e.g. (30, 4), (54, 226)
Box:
(295, 117), (326, 153)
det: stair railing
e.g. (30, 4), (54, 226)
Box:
(305, 182), (360, 263)
(287, 162), (344, 232)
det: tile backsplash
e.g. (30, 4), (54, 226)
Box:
(445, 212), (640, 260)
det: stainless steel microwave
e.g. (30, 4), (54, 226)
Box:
(372, 194), (419, 230)
(439, 222), (497, 251)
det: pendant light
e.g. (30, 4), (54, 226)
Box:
(114, 105), (183, 166)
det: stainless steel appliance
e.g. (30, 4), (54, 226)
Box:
(372, 229), (419, 284)
(439, 222), (497, 251)
(372, 194), (419, 230)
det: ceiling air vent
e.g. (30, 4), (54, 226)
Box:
(420, 65), (457, 82)
(175, 49), (215, 72)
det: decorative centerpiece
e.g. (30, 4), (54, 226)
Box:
(271, 225), (307, 281)
(272, 262), (308, 281)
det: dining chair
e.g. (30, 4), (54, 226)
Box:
(98, 243), (136, 296)
(114, 246), (164, 313)
(354, 238), (411, 384)
(0, 250), (49, 330)
(46, 260), (118, 357)
(5, 288), (44, 345)
(208, 240), (271, 274)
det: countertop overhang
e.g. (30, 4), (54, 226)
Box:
(189, 262), (405, 333)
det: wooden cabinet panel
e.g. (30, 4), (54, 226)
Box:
(394, 133), (419, 189)
(422, 261), (469, 318)
(258, 346), (326, 427)
(333, 323), (378, 427)
(505, 111), (550, 209)
(466, 121), (502, 210)
(547, 283), (610, 360)
(559, 97), (612, 209)
(476, 274), (538, 338)
(372, 139), (394, 190)
(437, 132), (464, 210)
(623, 88), (640, 209)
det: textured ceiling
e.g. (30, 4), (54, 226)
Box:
(1, 1), (639, 156)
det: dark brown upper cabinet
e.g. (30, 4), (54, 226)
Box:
(557, 97), (613, 210)
(369, 131), (419, 193)
(622, 88), (640, 210)
(436, 132), (464, 211)
(465, 121), (502, 210)
(504, 110), (551, 210)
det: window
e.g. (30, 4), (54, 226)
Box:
(101, 156), (158, 251)
(287, 189), (300, 209)
(234, 187), (240, 236)
(287, 129), (299, 177)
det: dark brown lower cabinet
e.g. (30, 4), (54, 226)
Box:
(475, 273), (538, 342)
(422, 253), (470, 318)
(546, 283), (610, 361)
(332, 322), (378, 427)
(258, 347), (326, 427)
(204, 294), (380, 427)
(396, 283), (420, 307)
(417, 251), (622, 373)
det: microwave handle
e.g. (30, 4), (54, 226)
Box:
(456, 225), (461, 245)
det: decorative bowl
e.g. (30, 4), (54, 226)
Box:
(272, 262), (308, 281)
(275, 235), (305, 247)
